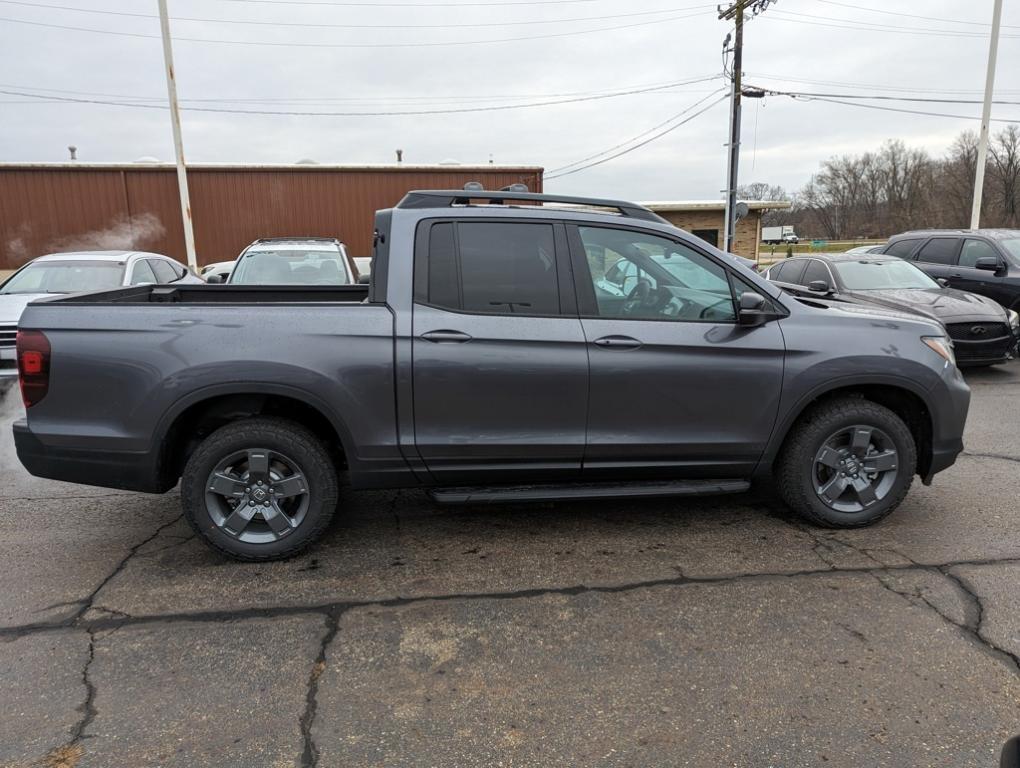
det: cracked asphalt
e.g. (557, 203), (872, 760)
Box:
(1, 365), (1019, 768)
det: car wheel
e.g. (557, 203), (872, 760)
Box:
(776, 398), (916, 528)
(181, 417), (338, 561)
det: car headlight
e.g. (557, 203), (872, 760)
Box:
(922, 336), (956, 366)
(1008, 309), (1019, 331)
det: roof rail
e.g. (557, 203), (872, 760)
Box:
(397, 189), (668, 224)
(253, 236), (339, 243)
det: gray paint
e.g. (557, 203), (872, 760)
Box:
(13, 201), (971, 495)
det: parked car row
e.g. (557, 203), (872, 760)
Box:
(763, 253), (1019, 366)
(0, 236), (362, 379)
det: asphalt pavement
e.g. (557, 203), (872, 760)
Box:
(1, 365), (1019, 768)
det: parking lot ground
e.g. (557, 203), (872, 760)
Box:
(1, 364), (1019, 767)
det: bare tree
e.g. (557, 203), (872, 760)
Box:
(990, 125), (1020, 227)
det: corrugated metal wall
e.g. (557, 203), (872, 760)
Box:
(0, 164), (544, 269)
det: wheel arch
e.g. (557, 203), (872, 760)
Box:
(761, 379), (934, 480)
(155, 384), (356, 489)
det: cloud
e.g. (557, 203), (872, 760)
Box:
(0, 0), (1013, 200)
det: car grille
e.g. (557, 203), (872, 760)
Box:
(946, 321), (1016, 363)
(0, 325), (16, 350)
(947, 322), (1010, 342)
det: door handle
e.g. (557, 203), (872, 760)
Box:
(592, 335), (642, 350)
(420, 329), (473, 343)
(950, 273), (962, 279)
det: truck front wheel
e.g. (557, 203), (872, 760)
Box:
(775, 398), (916, 528)
(181, 417), (338, 561)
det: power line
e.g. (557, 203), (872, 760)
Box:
(0, 79), (718, 116)
(755, 89), (1020, 124)
(0, 11), (707, 47)
(547, 86), (726, 174)
(0, 0), (710, 30)
(814, 0), (1020, 31)
(746, 71), (1020, 96)
(763, 10), (1020, 39)
(546, 94), (727, 179)
(748, 85), (1020, 107)
(0, 75), (721, 106)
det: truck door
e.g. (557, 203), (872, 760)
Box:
(411, 219), (588, 483)
(568, 224), (785, 478)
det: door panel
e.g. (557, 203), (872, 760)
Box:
(580, 317), (785, 477)
(410, 218), (588, 483)
(412, 304), (588, 482)
(570, 224), (785, 478)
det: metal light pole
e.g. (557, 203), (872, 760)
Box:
(718, 0), (775, 253)
(157, 0), (197, 270)
(971, 0), (1004, 229)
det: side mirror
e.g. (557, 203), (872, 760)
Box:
(205, 273), (224, 284)
(738, 291), (775, 327)
(936, 277), (949, 288)
(976, 256), (1003, 272)
(807, 280), (832, 294)
(357, 273), (371, 285)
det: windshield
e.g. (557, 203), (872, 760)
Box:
(833, 259), (939, 291)
(230, 248), (350, 285)
(998, 238), (1020, 263)
(0, 260), (124, 294)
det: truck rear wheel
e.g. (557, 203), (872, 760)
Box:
(181, 417), (338, 561)
(775, 398), (916, 528)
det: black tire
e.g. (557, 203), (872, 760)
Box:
(775, 397), (917, 528)
(181, 417), (338, 561)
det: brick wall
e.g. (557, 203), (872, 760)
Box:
(655, 210), (761, 260)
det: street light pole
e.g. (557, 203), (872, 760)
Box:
(970, 0), (1003, 229)
(718, 0), (775, 254)
(157, 0), (198, 271)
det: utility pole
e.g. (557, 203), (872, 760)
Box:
(157, 0), (197, 271)
(971, 0), (1003, 229)
(718, 0), (776, 253)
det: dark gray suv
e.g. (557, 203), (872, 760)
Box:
(13, 188), (972, 560)
(879, 229), (1020, 312)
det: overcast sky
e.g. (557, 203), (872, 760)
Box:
(1, 0), (1017, 200)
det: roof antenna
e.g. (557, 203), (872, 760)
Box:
(395, 148), (403, 163)
(67, 145), (77, 161)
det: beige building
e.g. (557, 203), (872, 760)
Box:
(641, 200), (792, 261)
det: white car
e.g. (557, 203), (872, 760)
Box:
(224, 238), (356, 285)
(0, 250), (201, 380)
(200, 260), (236, 282)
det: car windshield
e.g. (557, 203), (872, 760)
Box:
(833, 259), (939, 291)
(230, 247), (350, 285)
(0, 260), (124, 294)
(997, 238), (1020, 263)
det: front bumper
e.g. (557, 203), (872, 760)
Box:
(922, 363), (971, 483)
(12, 420), (171, 493)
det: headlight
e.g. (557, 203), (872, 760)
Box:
(1008, 309), (1019, 331)
(922, 336), (956, 366)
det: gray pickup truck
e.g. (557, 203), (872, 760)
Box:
(13, 189), (970, 560)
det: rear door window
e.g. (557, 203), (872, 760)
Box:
(916, 237), (961, 265)
(420, 221), (561, 316)
(884, 239), (921, 259)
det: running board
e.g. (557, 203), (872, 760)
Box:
(428, 479), (750, 505)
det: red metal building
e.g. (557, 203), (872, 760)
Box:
(0, 163), (544, 270)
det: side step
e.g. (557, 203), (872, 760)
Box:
(428, 479), (750, 505)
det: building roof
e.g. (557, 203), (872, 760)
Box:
(641, 200), (792, 212)
(0, 162), (544, 172)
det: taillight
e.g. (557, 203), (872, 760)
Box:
(16, 330), (50, 408)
